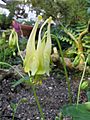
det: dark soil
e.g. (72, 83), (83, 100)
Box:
(0, 67), (88, 120)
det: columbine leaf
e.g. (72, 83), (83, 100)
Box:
(61, 104), (90, 120)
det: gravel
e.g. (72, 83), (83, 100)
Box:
(0, 67), (87, 120)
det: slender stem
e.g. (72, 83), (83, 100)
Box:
(0, 62), (24, 78)
(51, 34), (72, 104)
(3, 49), (5, 62)
(16, 39), (24, 61)
(28, 74), (45, 120)
(12, 112), (15, 120)
(60, 112), (63, 120)
(77, 56), (88, 105)
(32, 85), (45, 120)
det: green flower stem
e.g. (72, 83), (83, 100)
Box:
(12, 112), (15, 120)
(0, 62), (24, 78)
(32, 85), (45, 120)
(28, 74), (45, 120)
(16, 40), (24, 62)
(77, 56), (88, 105)
(51, 34), (72, 104)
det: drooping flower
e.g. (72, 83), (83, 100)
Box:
(9, 28), (18, 48)
(24, 16), (52, 76)
(24, 15), (42, 73)
(36, 17), (52, 75)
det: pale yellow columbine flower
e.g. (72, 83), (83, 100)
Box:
(9, 28), (18, 48)
(24, 16), (52, 76)
(24, 15), (42, 73)
(36, 17), (52, 75)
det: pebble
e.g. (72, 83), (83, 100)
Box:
(7, 105), (11, 110)
(36, 117), (40, 119)
(48, 87), (53, 90)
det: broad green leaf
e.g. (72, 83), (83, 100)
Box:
(87, 91), (90, 101)
(61, 104), (90, 120)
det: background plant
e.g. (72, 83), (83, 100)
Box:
(0, 30), (15, 68)
(57, 55), (90, 120)
(0, 29), (27, 68)
(10, 98), (27, 120)
(52, 21), (90, 67)
(66, 23), (89, 66)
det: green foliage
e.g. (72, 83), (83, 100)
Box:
(87, 54), (90, 65)
(60, 86), (90, 120)
(19, 37), (27, 51)
(57, 22), (90, 67)
(55, 113), (63, 120)
(0, 32), (14, 67)
(10, 98), (27, 120)
(61, 103), (90, 120)
(72, 54), (81, 67)
(61, 23), (87, 46)
(87, 0), (90, 16)
(0, 30), (25, 68)
(12, 76), (30, 88)
(80, 81), (89, 90)
(55, 116), (60, 120)
(7, 1), (20, 19)
(59, 55), (89, 120)
(30, 0), (88, 24)
(87, 91), (90, 101)
(57, 89), (90, 120)
(0, 14), (6, 26)
(74, 23), (90, 51)
(0, 14), (11, 29)
(52, 22), (88, 53)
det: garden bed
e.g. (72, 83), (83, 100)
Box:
(0, 66), (88, 120)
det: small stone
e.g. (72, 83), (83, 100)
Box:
(7, 105), (11, 110)
(48, 87), (53, 90)
(11, 88), (14, 92)
(36, 116), (40, 119)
